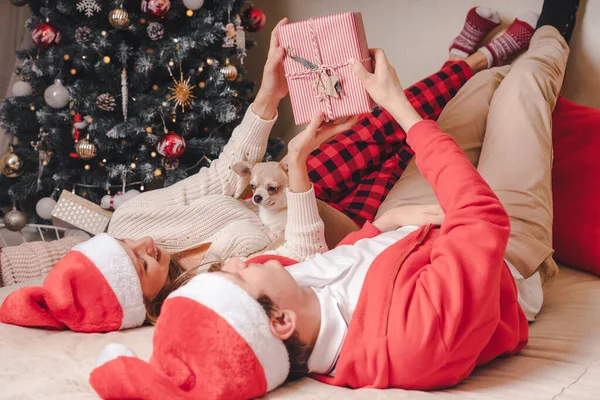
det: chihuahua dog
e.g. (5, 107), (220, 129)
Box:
(233, 160), (289, 239)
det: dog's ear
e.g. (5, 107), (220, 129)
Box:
(232, 161), (253, 178)
(279, 159), (289, 173)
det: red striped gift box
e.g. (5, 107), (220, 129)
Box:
(278, 12), (375, 125)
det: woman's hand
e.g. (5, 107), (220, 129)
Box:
(351, 48), (422, 132)
(287, 112), (359, 162)
(253, 18), (289, 120)
(373, 204), (445, 232)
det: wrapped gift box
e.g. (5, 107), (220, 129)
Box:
(278, 12), (374, 125)
(51, 190), (113, 235)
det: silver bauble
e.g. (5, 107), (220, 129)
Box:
(36, 197), (57, 220)
(0, 151), (24, 178)
(12, 80), (33, 97)
(4, 208), (27, 232)
(44, 79), (70, 109)
(183, 0), (204, 10)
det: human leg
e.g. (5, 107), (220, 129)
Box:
(477, 26), (570, 285)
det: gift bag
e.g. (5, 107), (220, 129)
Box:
(278, 12), (374, 125)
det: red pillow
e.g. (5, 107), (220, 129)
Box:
(552, 96), (600, 275)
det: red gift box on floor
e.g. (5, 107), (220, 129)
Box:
(278, 12), (374, 125)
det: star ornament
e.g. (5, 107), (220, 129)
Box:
(168, 70), (196, 112)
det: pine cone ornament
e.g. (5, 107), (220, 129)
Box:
(96, 93), (117, 111)
(147, 22), (164, 41)
(75, 26), (94, 45)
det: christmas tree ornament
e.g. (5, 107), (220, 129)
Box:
(10, 0), (28, 6)
(11, 80), (33, 97)
(220, 59), (238, 81)
(100, 190), (140, 211)
(223, 22), (236, 48)
(157, 132), (186, 158)
(147, 22), (164, 41)
(183, 0), (204, 11)
(121, 68), (128, 120)
(75, 27), (94, 45)
(161, 157), (179, 170)
(32, 21), (61, 48)
(0, 147), (24, 178)
(44, 79), (70, 109)
(167, 65), (196, 112)
(4, 207), (27, 232)
(77, 0), (102, 17)
(236, 17), (247, 64)
(141, 0), (171, 18)
(97, 93), (117, 111)
(76, 137), (97, 160)
(242, 7), (266, 32)
(109, 6), (130, 30)
(36, 197), (57, 219)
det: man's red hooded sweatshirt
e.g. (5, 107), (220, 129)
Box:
(252, 120), (529, 390)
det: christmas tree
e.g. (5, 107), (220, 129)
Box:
(0, 0), (281, 228)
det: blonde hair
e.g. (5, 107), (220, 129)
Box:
(144, 257), (222, 324)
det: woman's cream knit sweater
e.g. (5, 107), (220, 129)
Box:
(1, 106), (327, 286)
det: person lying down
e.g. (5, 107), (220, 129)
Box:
(88, 2), (575, 395)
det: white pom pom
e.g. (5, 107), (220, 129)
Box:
(101, 194), (114, 210)
(96, 343), (137, 367)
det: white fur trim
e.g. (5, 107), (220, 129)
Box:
(74, 234), (145, 330)
(475, 7), (502, 24)
(96, 343), (138, 367)
(169, 274), (290, 391)
(517, 11), (540, 30)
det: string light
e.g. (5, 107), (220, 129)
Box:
(84, 164), (91, 171)
(197, 66), (204, 73)
(103, 56), (111, 64)
(82, 55), (87, 60)
(63, 54), (70, 61)
(198, 81), (206, 88)
(130, 162), (136, 169)
(140, 185), (145, 191)
(152, 84), (159, 90)
(206, 57), (214, 66)
(154, 169), (162, 176)
(186, 10), (194, 17)
(150, 151), (157, 158)
(30, 105), (36, 111)
(145, 127), (153, 133)
(101, 31), (107, 37)
(168, 60), (175, 67)
(70, 68), (77, 75)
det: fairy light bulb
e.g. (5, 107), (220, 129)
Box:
(103, 56), (111, 64)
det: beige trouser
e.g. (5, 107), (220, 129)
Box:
(377, 27), (570, 284)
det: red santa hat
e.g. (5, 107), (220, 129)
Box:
(90, 273), (290, 400)
(0, 233), (145, 332)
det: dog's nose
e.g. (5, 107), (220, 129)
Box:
(253, 194), (263, 204)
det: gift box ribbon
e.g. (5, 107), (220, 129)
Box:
(284, 18), (371, 121)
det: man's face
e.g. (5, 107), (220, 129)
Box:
(118, 237), (171, 301)
(215, 257), (302, 310)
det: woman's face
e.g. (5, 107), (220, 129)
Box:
(117, 237), (171, 301)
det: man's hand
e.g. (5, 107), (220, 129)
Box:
(373, 204), (445, 232)
(351, 48), (422, 132)
(287, 112), (359, 162)
(253, 18), (289, 120)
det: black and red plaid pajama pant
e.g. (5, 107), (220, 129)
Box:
(307, 61), (473, 227)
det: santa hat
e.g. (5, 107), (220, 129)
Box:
(90, 273), (290, 400)
(0, 233), (145, 332)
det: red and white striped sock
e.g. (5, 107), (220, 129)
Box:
(480, 12), (540, 68)
(449, 7), (502, 59)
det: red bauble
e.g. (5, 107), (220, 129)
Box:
(32, 22), (61, 48)
(156, 132), (186, 158)
(141, 0), (171, 18)
(242, 7), (266, 32)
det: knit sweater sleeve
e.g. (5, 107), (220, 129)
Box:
(109, 105), (276, 237)
(0, 237), (85, 287)
(263, 186), (328, 261)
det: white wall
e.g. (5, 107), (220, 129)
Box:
(245, 0), (600, 144)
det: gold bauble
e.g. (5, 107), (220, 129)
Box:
(109, 7), (130, 30)
(220, 64), (238, 81)
(0, 151), (24, 178)
(76, 138), (97, 160)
